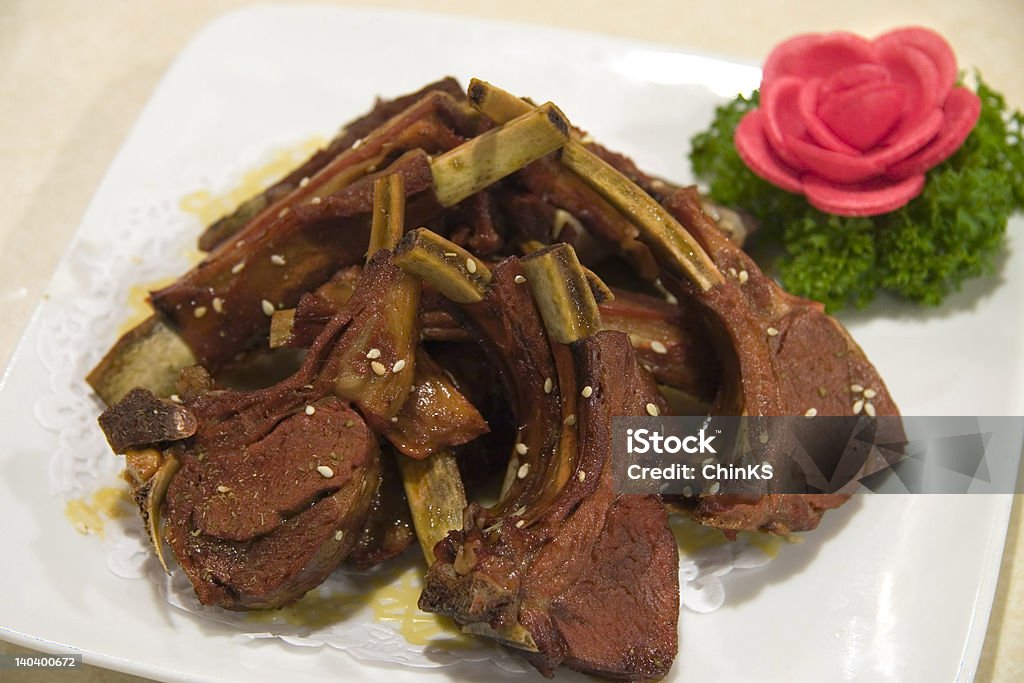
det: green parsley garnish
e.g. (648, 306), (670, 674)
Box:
(689, 75), (1024, 310)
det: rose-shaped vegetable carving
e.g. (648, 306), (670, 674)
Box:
(735, 27), (981, 216)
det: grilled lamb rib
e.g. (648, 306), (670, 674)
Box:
(99, 248), (417, 608)
(465, 79), (903, 534)
(395, 232), (679, 680)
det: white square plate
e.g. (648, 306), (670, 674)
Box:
(1, 6), (1021, 682)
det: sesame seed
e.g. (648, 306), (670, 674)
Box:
(392, 359), (407, 373)
(650, 340), (668, 355)
(305, 405), (316, 416)
(863, 388), (877, 399)
(864, 402), (876, 417)
(702, 457), (716, 466)
(299, 176), (310, 188)
(577, 470), (586, 482)
(231, 262), (245, 274)
(317, 465), (334, 478)
(193, 306), (207, 318)
(738, 270), (749, 284)
(804, 407), (817, 417)
(271, 254), (286, 266)
(515, 506), (527, 516)
(728, 267), (737, 278)
(514, 275), (527, 284)
(853, 399), (864, 415)
(766, 327), (779, 336)
(310, 196), (322, 205)
(370, 361), (387, 376)
(708, 482), (721, 494)
(217, 485), (231, 493)
(517, 463), (530, 479)
(366, 348), (381, 359)
(758, 431), (769, 444)
(646, 402), (660, 416)
(212, 297), (223, 313)
(581, 385), (594, 398)
(515, 442), (528, 456)
(277, 207), (290, 218)
(169, 394), (182, 404)
(682, 486), (693, 497)
(334, 530), (344, 541)
(390, 416), (398, 423)
(564, 414), (577, 426)
(444, 251), (457, 258)
(466, 258), (477, 274)
(352, 138), (364, 149)
(543, 377), (553, 394)
(261, 299), (275, 316)
(515, 519), (526, 529)
(851, 384), (864, 393)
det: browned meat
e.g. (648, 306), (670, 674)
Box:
(150, 80), (512, 372)
(510, 159), (661, 281)
(164, 396), (379, 608)
(658, 187), (903, 534)
(151, 150), (439, 370)
(285, 273), (718, 399)
(99, 250), (424, 607)
(381, 349), (489, 459)
(444, 188), (506, 256)
(345, 449), (415, 570)
(97, 387), (196, 452)
(198, 78), (484, 251)
(408, 253), (679, 680)
(273, 275), (491, 460)
(599, 288), (719, 402)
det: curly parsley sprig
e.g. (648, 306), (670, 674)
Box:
(689, 75), (1024, 310)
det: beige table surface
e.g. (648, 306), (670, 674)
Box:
(1, 1), (1021, 681)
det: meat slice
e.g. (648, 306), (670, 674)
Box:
(465, 80), (904, 534)
(395, 235), (679, 680)
(598, 288), (719, 402)
(198, 77), (474, 251)
(657, 187), (902, 533)
(345, 449), (415, 569)
(279, 268), (719, 401)
(424, 331), (678, 680)
(91, 93), (569, 407)
(551, 139), (904, 534)
(151, 150), (440, 370)
(462, 331), (678, 680)
(164, 396), (378, 608)
(99, 249), (420, 608)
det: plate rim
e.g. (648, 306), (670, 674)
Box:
(0, 5), (1017, 683)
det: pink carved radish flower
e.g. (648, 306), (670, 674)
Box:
(735, 27), (980, 216)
